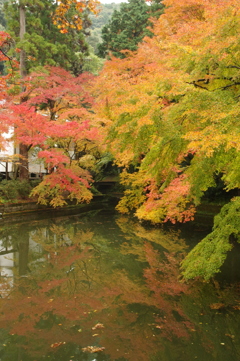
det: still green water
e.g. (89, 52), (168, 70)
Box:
(0, 206), (240, 361)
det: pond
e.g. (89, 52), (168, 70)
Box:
(0, 205), (240, 361)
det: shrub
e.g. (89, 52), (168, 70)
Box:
(0, 180), (33, 202)
(0, 180), (19, 201)
(16, 180), (32, 199)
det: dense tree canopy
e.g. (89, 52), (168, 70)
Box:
(0, 30), (17, 149)
(93, 0), (240, 279)
(98, 0), (164, 58)
(88, 2), (120, 54)
(0, 0), (6, 29)
(1, 65), (103, 206)
(4, 0), (99, 75)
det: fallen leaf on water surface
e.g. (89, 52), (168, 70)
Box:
(225, 334), (235, 339)
(209, 303), (225, 310)
(82, 346), (105, 353)
(92, 323), (104, 330)
(51, 342), (66, 348)
(232, 304), (240, 310)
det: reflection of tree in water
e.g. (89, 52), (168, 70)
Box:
(116, 216), (188, 262)
(0, 213), (240, 360)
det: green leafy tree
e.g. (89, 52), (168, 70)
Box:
(0, 0), (6, 30)
(4, 0), (93, 75)
(90, 2), (120, 31)
(181, 197), (240, 281)
(87, 2), (120, 53)
(98, 0), (164, 59)
(81, 45), (104, 75)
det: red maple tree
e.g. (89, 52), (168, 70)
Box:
(1, 66), (101, 206)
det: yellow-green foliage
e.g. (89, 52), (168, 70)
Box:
(181, 197), (240, 280)
(93, 0), (240, 279)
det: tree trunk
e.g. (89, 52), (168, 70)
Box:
(19, 3), (29, 180)
(19, 3), (26, 78)
(19, 143), (29, 180)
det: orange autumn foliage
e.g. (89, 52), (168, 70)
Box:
(53, 0), (100, 33)
(94, 0), (240, 224)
